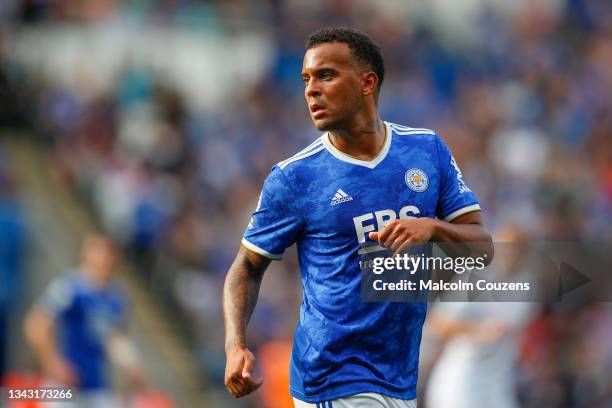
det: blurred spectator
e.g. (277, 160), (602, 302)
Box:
(0, 151), (28, 380)
(24, 234), (144, 407)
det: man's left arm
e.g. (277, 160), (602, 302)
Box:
(106, 292), (146, 389)
(369, 133), (494, 259)
(432, 211), (492, 245)
(369, 211), (493, 259)
(107, 332), (145, 387)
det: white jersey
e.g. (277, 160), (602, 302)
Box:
(426, 299), (535, 408)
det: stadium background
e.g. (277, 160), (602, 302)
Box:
(0, 0), (611, 407)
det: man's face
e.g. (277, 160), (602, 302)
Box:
(302, 42), (365, 131)
(82, 236), (118, 285)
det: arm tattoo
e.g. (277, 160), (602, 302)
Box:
(223, 246), (271, 349)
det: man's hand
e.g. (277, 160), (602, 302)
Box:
(224, 343), (264, 398)
(45, 356), (78, 385)
(369, 218), (436, 255)
(368, 212), (493, 260)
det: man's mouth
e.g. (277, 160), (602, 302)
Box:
(310, 104), (326, 118)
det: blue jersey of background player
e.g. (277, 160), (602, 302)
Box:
(223, 27), (493, 407)
(35, 270), (126, 390)
(25, 234), (143, 406)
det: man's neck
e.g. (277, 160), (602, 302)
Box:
(328, 117), (386, 161)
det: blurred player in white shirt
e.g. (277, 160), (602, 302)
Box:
(426, 227), (538, 408)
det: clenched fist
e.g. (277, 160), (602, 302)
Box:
(224, 344), (264, 398)
(369, 218), (436, 255)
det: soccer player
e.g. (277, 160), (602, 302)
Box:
(24, 234), (144, 407)
(223, 27), (493, 407)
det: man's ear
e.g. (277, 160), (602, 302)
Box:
(362, 71), (379, 96)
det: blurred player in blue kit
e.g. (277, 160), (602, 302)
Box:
(223, 27), (493, 407)
(24, 234), (144, 408)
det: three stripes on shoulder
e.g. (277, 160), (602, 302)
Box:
(278, 138), (325, 170)
(278, 123), (435, 171)
(389, 123), (435, 136)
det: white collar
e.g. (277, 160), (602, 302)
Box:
(322, 121), (392, 169)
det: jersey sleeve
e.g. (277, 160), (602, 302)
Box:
(38, 275), (74, 319)
(242, 166), (305, 260)
(435, 134), (481, 221)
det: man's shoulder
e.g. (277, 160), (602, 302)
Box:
(387, 121), (439, 144)
(275, 136), (326, 173)
(48, 270), (80, 291)
(38, 270), (80, 315)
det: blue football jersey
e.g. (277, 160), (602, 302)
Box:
(243, 121), (480, 402)
(39, 271), (127, 390)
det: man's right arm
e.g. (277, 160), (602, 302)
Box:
(223, 245), (271, 398)
(24, 307), (77, 385)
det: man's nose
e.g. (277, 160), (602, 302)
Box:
(305, 79), (321, 98)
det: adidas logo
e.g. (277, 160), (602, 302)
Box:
(330, 189), (353, 206)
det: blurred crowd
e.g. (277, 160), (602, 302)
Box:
(1, 0), (611, 407)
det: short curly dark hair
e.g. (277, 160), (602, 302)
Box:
(306, 27), (385, 92)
